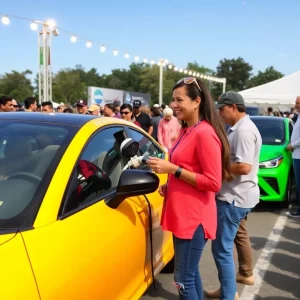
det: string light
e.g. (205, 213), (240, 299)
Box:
(70, 35), (77, 43)
(100, 45), (106, 52)
(1, 16), (9, 25)
(86, 41), (92, 48)
(0, 12), (226, 84)
(30, 22), (38, 31)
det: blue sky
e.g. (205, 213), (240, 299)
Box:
(0, 0), (299, 78)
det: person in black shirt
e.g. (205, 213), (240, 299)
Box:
(133, 100), (153, 135)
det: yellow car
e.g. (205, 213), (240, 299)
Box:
(0, 112), (174, 300)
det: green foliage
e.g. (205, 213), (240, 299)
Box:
(247, 66), (283, 88)
(0, 59), (284, 106)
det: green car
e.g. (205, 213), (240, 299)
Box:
(250, 116), (294, 205)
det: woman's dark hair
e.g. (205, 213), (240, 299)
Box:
(120, 103), (133, 119)
(150, 107), (161, 117)
(63, 107), (74, 113)
(172, 78), (233, 182)
(105, 103), (116, 113)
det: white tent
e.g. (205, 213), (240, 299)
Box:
(239, 71), (300, 110)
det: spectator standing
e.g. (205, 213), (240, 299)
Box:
(157, 107), (181, 151)
(133, 100), (153, 135)
(41, 101), (54, 113)
(150, 106), (162, 141)
(0, 96), (14, 112)
(206, 91), (262, 300)
(88, 104), (100, 116)
(267, 107), (274, 116)
(24, 97), (38, 112)
(120, 104), (141, 127)
(75, 99), (89, 115)
(147, 77), (233, 299)
(286, 96), (300, 217)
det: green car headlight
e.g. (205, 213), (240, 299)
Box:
(259, 156), (283, 169)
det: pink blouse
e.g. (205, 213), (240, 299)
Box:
(157, 116), (181, 150)
(161, 121), (222, 240)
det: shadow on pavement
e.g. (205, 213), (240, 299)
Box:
(143, 279), (178, 299)
(251, 218), (300, 299)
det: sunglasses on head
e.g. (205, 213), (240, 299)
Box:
(120, 111), (130, 115)
(177, 77), (202, 92)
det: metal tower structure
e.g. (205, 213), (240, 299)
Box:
(38, 24), (52, 104)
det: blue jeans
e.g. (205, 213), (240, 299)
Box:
(212, 200), (252, 300)
(293, 159), (300, 213)
(174, 225), (207, 300)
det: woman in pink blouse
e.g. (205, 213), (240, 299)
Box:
(157, 107), (181, 152)
(147, 77), (233, 300)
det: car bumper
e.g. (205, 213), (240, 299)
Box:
(258, 166), (289, 202)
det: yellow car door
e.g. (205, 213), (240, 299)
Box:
(21, 126), (151, 300)
(126, 127), (174, 278)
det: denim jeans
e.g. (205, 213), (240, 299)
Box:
(212, 200), (252, 300)
(293, 159), (300, 213)
(174, 225), (207, 300)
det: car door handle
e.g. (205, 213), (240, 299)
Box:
(137, 206), (148, 214)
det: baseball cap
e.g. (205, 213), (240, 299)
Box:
(133, 100), (142, 108)
(216, 91), (244, 109)
(75, 99), (87, 107)
(88, 104), (100, 112)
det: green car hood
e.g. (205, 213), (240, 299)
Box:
(259, 144), (286, 162)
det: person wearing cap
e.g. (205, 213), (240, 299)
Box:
(75, 99), (89, 114)
(88, 104), (100, 116)
(205, 91), (262, 300)
(133, 100), (153, 135)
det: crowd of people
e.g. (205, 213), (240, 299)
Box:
(0, 81), (300, 300)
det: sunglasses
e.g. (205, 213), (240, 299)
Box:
(120, 111), (130, 115)
(177, 77), (202, 92)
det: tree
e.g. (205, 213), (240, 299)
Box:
(0, 70), (34, 101)
(248, 66), (283, 88)
(214, 57), (253, 96)
(52, 68), (86, 103)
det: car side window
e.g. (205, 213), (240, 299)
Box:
(128, 128), (164, 170)
(63, 127), (127, 213)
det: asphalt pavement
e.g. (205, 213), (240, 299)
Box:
(141, 200), (300, 300)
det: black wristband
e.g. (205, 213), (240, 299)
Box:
(175, 167), (182, 178)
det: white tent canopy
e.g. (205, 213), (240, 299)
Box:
(239, 71), (300, 109)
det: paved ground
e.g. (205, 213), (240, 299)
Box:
(141, 201), (300, 300)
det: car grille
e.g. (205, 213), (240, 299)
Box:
(264, 177), (280, 194)
(259, 186), (268, 196)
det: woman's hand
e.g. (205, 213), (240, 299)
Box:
(147, 157), (177, 174)
(158, 183), (168, 197)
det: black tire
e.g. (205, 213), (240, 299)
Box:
(280, 170), (294, 208)
(161, 256), (174, 274)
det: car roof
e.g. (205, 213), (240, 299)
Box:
(0, 112), (99, 127)
(250, 116), (287, 122)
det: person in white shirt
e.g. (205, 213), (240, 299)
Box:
(286, 96), (300, 217)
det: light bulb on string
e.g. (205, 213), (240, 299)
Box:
(184, 70), (188, 74)
(174, 67), (178, 71)
(179, 68), (183, 73)
(86, 41), (92, 48)
(124, 52), (130, 59)
(188, 71), (192, 76)
(150, 60), (155, 65)
(113, 49), (119, 56)
(168, 64), (173, 69)
(143, 58), (148, 63)
(134, 56), (140, 62)
(100, 45), (106, 52)
(1, 16), (10, 25)
(192, 72), (196, 76)
(70, 35), (77, 43)
(164, 59), (169, 64)
(30, 22), (38, 31)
